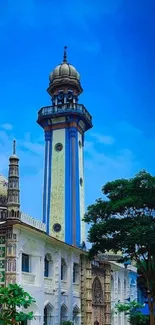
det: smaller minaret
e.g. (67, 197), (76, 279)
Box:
(7, 140), (20, 219)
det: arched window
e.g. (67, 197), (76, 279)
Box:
(7, 243), (12, 256)
(8, 259), (12, 271)
(73, 305), (80, 325)
(111, 275), (114, 300)
(12, 259), (16, 271)
(92, 277), (104, 306)
(61, 258), (67, 281)
(44, 253), (53, 278)
(124, 279), (127, 298)
(130, 278), (136, 301)
(118, 277), (121, 296)
(60, 304), (68, 323)
(44, 256), (49, 277)
(73, 263), (79, 283)
(13, 244), (16, 256)
(44, 303), (54, 325)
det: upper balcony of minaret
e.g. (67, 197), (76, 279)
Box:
(37, 102), (92, 131)
(37, 47), (93, 132)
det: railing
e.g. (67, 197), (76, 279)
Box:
(44, 277), (53, 291)
(22, 272), (36, 285)
(61, 280), (67, 290)
(38, 103), (92, 124)
(21, 212), (46, 232)
(73, 283), (80, 293)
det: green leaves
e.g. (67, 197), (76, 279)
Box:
(85, 170), (155, 324)
(0, 284), (36, 324)
(115, 301), (149, 325)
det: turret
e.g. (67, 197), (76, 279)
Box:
(7, 140), (21, 220)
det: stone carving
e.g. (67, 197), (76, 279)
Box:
(0, 195), (7, 205)
(92, 277), (104, 306)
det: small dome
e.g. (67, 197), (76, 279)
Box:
(49, 62), (80, 83)
(0, 175), (8, 206)
(49, 46), (80, 83)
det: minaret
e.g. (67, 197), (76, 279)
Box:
(7, 140), (20, 219)
(37, 48), (92, 246)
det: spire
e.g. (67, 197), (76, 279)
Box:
(7, 141), (20, 220)
(13, 139), (16, 155)
(63, 46), (67, 63)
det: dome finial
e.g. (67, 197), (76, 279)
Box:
(13, 139), (16, 155)
(63, 46), (67, 63)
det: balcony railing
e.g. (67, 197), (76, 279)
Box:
(61, 280), (67, 291)
(22, 272), (36, 285)
(38, 103), (92, 124)
(44, 277), (53, 291)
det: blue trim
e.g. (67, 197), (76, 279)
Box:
(46, 133), (52, 234)
(43, 139), (48, 224)
(65, 128), (71, 244)
(69, 127), (77, 245)
(75, 130), (81, 246)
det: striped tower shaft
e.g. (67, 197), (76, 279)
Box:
(43, 130), (52, 233)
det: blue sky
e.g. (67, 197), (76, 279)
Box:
(0, 0), (155, 221)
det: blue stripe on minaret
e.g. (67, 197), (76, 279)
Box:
(43, 138), (48, 224)
(65, 128), (71, 244)
(75, 131), (81, 247)
(47, 133), (52, 234)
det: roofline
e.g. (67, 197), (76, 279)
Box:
(8, 219), (87, 255)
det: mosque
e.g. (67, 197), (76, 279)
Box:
(0, 48), (137, 325)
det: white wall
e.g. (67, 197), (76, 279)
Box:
(14, 225), (81, 325)
(111, 263), (137, 325)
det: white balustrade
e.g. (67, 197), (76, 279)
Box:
(22, 272), (36, 285)
(21, 212), (46, 232)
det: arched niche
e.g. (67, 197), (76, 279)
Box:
(92, 277), (104, 306)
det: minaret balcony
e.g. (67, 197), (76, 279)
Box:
(37, 103), (92, 129)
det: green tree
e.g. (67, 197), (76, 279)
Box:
(0, 283), (36, 325)
(115, 300), (149, 325)
(84, 170), (155, 325)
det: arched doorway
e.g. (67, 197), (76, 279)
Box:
(92, 277), (104, 325)
(44, 303), (54, 325)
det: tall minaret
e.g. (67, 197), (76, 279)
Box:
(37, 48), (92, 246)
(7, 140), (20, 219)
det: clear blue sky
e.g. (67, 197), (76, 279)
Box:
(0, 0), (154, 220)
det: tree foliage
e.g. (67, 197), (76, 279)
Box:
(0, 283), (36, 325)
(84, 170), (155, 325)
(115, 301), (149, 325)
